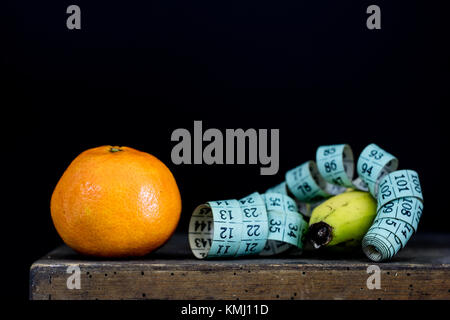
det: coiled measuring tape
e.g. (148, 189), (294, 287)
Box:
(284, 144), (399, 201)
(189, 143), (423, 261)
(362, 170), (423, 261)
(189, 192), (307, 259)
(268, 143), (423, 261)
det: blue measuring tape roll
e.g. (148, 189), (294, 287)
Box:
(189, 143), (423, 261)
(189, 192), (307, 259)
(189, 199), (243, 259)
(362, 170), (423, 261)
(267, 144), (423, 262)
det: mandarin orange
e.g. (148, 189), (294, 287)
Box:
(50, 146), (181, 257)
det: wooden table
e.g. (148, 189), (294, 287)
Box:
(30, 232), (450, 300)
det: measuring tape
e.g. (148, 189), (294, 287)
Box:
(362, 169), (423, 261)
(188, 143), (423, 261)
(189, 192), (307, 259)
(281, 143), (422, 261)
(259, 193), (308, 256)
(284, 144), (399, 201)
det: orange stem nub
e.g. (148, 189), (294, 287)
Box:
(109, 147), (123, 153)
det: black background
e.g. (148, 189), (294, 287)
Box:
(2, 0), (448, 303)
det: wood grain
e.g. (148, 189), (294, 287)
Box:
(30, 233), (450, 300)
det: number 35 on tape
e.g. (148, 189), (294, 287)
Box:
(188, 192), (307, 259)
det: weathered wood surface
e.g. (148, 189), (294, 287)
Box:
(30, 233), (450, 300)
